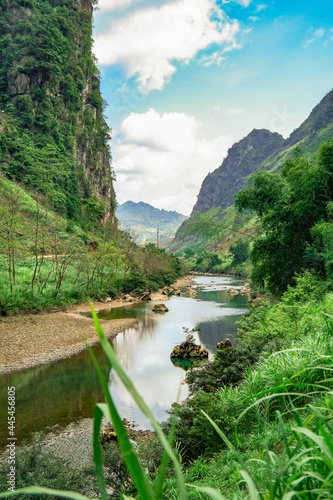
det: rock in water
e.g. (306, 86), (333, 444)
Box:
(187, 288), (197, 298)
(217, 338), (232, 349)
(152, 304), (169, 312)
(170, 340), (208, 359)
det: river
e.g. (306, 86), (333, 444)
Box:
(0, 275), (248, 448)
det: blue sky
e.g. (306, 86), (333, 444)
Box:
(93, 0), (333, 214)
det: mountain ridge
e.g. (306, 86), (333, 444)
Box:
(117, 201), (187, 245)
(172, 87), (333, 253)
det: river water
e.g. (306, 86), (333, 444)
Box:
(0, 275), (248, 448)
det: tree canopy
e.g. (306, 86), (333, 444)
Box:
(235, 139), (333, 294)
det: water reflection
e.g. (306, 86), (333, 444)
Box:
(107, 275), (249, 429)
(0, 274), (249, 446)
(0, 347), (109, 448)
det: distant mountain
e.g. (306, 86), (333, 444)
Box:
(171, 88), (333, 253)
(116, 201), (187, 245)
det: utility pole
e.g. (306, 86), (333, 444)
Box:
(156, 229), (160, 248)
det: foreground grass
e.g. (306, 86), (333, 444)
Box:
(162, 281), (333, 498)
(0, 276), (332, 499)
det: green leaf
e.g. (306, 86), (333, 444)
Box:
(90, 303), (188, 499)
(187, 485), (226, 499)
(0, 486), (93, 499)
(239, 471), (260, 499)
(293, 427), (332, 460)
(86, 339), (155, 500)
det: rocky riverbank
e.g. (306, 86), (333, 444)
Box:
(0, 276), (194, 376)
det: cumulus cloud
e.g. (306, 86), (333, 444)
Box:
(94, 0), (240, 91)
(113, 109), (233, 214)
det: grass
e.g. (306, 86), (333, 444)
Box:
(0, 295), (332, 499)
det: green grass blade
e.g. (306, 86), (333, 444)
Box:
(0, 486), (93, 499)
(239, 471), (260, 500)
(86, 339), (155, 500)
(281, 492), (297, 500)
(187, 485), (226, 499)
(235, 392), (322, 445)
(277, 411), (291, 457)
(154, 411), (178, 498)
(293, 427), (332, 460)
(93, 404), (109, 500)
(201, 410), (253, 479)
(90, 303), (188, 500)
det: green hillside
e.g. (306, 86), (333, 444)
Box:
(0, 0), (115, 221)
(170, 88), (333, 275)
(0, 0), (183, 314)
(116, 201), (187, 245)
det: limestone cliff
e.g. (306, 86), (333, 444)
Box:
(0, 0), (115, 219)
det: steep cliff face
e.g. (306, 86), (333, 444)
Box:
(192, 129), (284, 214)
(0, 0), (115, 219)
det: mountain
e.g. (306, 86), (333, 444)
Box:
(117, 201), (187, 245)
(192, 129), (284, 214)
(0, 0), (115, 220)
(171, 88), (333, 258)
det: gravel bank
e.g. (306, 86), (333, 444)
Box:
(0, 276), (193, 376)
(0, 309), (137, 375)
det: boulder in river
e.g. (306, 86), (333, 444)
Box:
(152, 304), (169, 312)
(186, 288), (197, 298)
(170, 338), (208, 359)
(217, 338), (232, 350)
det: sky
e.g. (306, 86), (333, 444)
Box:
(93, 0), (333, 215)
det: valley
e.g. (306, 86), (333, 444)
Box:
(0, 0), (333, 499)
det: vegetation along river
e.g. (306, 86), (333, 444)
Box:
(0, 275), (248, 449)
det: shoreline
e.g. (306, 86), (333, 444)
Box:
(0, 276), (194, 376)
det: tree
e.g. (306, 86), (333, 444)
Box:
(0, 188), (25, 299)
(235, 142), (333, 294)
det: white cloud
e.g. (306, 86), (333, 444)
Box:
(303, 28), (325, 48)
(199, 51), (226, 67)
(94, 0), (240, 92)
(97, 0), (140, 11)
(255, 4), (268, 13)
(223, 0), (251, 6)
(113, 109), (234, 214)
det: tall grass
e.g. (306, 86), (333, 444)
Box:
(1, 308), (332, 499)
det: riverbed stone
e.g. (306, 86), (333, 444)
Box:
(217, 338), (232, 349)
(122, 294), (134, 302)
(186, 288), (197, 298)
(152, 304), (169, 312)
(170, 341), (208, 359)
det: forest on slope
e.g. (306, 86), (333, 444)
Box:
(0, 0), (183, 314)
